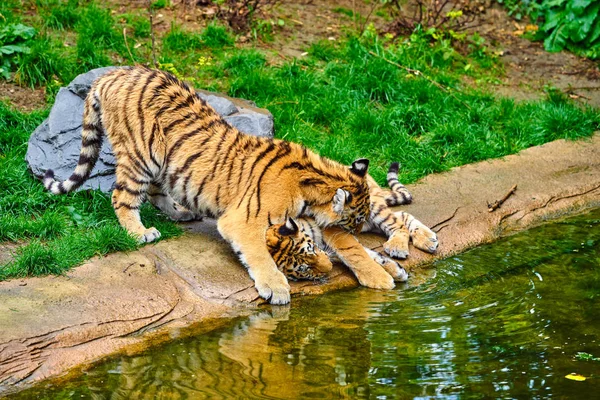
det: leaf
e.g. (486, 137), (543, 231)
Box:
(572, 3), (600, 42)
(545, 24), (568, 52)
(571, 0), (594, 15)
(588, 16), (600, 44)
(542, 9), (567, 32)
(565, 373), (587, 381)
(0, 44), (30, 55)
(10, 23), (36, 41)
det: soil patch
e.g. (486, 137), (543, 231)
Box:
(1, 134), (599, 396)
(0, 82), (46, 111)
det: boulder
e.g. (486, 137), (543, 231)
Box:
(26, 67), (274, 193)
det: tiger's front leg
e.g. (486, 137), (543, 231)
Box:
(218, 212), (291, 305)
(322, 226), (395, 289)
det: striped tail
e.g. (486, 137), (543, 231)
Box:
(385, 162), (413, 206)
(44, 95), (103, 194)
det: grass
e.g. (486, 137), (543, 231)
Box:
(0, 1), (599, 280)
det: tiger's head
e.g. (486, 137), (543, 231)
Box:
(305, 159), (371, 234)
(266, 217), (333, 281)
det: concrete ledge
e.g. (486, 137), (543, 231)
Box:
(1, 134), (599, 395)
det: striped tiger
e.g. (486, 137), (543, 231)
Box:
(42, 66), (389, 305)
(268, 163), (438, 283)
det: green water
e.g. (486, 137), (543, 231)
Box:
(9, 210), (600, 399)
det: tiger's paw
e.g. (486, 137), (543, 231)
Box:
(374, 253), (408, 282)
(383, 233), (410, 259)
(353, 265), (395, 290)
(411, 227), (439, 254)
(170, 210), (203, 222)
(138, 227), (161, 244)
(255, 272), (291, 305)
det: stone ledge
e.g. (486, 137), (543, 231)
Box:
(2, 134), (599, 395)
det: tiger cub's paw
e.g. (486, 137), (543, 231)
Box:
(138, 227), (161, 244)
(374, 253), (408, 282)
(411, 226), (439, 254)
(353, 265), (395, 290)
(383, 231), (410, 259)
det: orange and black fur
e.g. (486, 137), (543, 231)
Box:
(43, 66), (389, 304)
(268, 163), (438, 284)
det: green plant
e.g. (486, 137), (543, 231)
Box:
(0, 23), (36, 80)
(76, 5), (123, 69)
(537, 0), (600, 59)
(495, 0), (540, 20)
(152, 0), (171, 10)
(575, 352), (600, 362)
(42, 0), (81, 30)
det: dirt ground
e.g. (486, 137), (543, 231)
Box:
(2, 1), (599, 110)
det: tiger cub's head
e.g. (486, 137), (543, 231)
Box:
(266, 218), (333, 281)
(307, 159), (371, 234)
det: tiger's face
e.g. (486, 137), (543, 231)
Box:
(332, 181), (370, 234)
(266, 218), (333, 281)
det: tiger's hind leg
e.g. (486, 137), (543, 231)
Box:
(364, 247), (408, 282)
(147, 184), (201, 222)
(112, 171), (160, 244)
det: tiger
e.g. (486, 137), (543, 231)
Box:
(266, 163), (438, 283)
(42, 66), (395, 305)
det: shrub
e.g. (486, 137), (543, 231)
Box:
(0, 23), (36, 80)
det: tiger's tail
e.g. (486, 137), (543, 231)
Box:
(44, 93), (103, 194)
(385, 162), (413, 206)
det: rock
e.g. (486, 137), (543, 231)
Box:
(26, 67), (275, 193)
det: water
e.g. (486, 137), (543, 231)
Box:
(9, 210), (600, 399)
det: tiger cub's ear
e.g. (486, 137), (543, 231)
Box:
(350, 158), (369, 177)
(333, 188), (351, 214)
(278, 217), (299, 236)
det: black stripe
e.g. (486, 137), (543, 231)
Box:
(236, 141), (276, 208)
(147, 123), (161, 169)
(169, 152), (202, 189)
(254, 145), (292, 217)
(114, 203), (139, 210)
(192, 176), (209, 209)
(114, 183), (145, 196)
(82, 136), (102, 147)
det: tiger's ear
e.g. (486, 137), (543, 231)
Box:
(350, 158), (369, 177)
(278, 217), (299, 236)
(333, 188), (350, 214)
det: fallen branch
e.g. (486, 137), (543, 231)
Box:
(368, 50), (471, 109)
(488, 184), (517, 212)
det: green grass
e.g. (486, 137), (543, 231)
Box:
(0, 1), (599, 281)
(0, 101), (182, 281)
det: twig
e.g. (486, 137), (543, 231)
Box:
(123, 262), (136, 273)
(123, 28), (135, 64)
(368, 50), (471, 109)
(488, 184), (517, 212)
(148, 0), (157, 68)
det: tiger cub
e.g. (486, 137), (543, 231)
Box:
(266, 217), (333, 281)
(42, 66), (392, 305)
(268, 164), (437, 284)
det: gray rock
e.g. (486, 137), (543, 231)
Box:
(27, 67), (274, 193)
(67, 66), (117, 99)
(197, 93), (238, 116)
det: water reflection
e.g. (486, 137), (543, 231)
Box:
(10, 210), (600, 399)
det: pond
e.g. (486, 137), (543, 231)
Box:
(10, 209), (600, 399)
